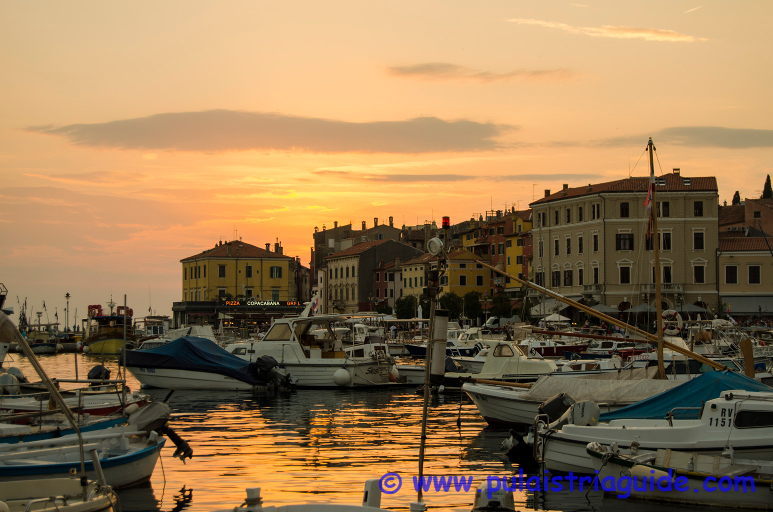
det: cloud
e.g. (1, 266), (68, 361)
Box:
(507, 17), (707, 42)
(598, 126), (773, 148)
(29, 110), (509, 154)
(683, 6), (703, 14)
(388, 62), (575, 82)
(314, 170), (599, 183)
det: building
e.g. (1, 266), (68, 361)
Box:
(439, 249), (490, 298)
(504, 209), (532, 293)
(400, 253), (436, 299)
(173, 239), (308, 328)
(325, 239), (422, 313)
(373, 260), (402, 312)
(529, 170), (719, 312)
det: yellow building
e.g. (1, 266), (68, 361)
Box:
(504, 210), (532, 288)
(181, 240), (295, 301)
(439, 249), (490, 296)
(400, 254), (435, 298)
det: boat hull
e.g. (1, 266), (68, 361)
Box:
(127, 367), (260, 390)
(282, 361), (397, 388)
(84, 338), (128, 355)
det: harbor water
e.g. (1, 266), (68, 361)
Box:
(7, 352), (686, 512)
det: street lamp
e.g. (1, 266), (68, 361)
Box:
(65, 292), (70, 333)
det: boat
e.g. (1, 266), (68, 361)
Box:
(516, 337), (588, 358)
(0, 477), (118, 512)
(0, 385), (147, 417)
(533, 372), (773, 473)
(462, 368), (678, 427)
(82, 302), (137, 355)
(124, 335), (293, 391)
(586, 442), (773, 509)
(442, 341), (557, 388)
(404, 327), (491, 358)
(225, 315), (400, 388)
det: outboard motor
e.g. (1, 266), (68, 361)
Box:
(128, 401), (193, 462)
(547, 400), (600, 431)
(537, 393), (576, 423)
(249, 355), (280, 382)
(87, 365), (110, 386)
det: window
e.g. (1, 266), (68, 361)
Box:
(272, 288), (280, 300)
(535, 272), (545, 286)
(459, 275), (467, 286)
(352, 266), (355, 277)
(538, 241), (544, 258)
(616, 233), (634, 251)
(506, 240), (512, 248)
(693, 231), (704, 251)
(693, 265), (705, 284)
(725, 265), (738, 284)
(661, 232), (672, 251)
(517, 238), (524, 247)
(476, 275), (483, 286)
(619, 266), (631, 284)
(203, 266), (206, 277)
(564, 270), (573, 287)
(493, 344), (515, 357)
(218, 288), (227, 298)
(565, 208), (571, 224)
(345, 267), (349, 278)
(593, 267), (599, 284)
(459, 263), (467, 269)
(578, 206), (584, 222)
(218, 265), (226, 278)
(498, 243), (504, 255)
(245, 288), (253, 297)
(593, 233), (599, 252)
(554, 210), (559, 225)
(566, 238), (571, 255)
(375, 273), (380, 282)
(591, 203), (600, 220)
(694, 201), (704, 217)
(184, 268), (187, 280)
(270, 266), (282, 278)
(663, 265), (672, 284)
(735, 410), (773, 428)
(620, 202), (630, 218)
(551, 271), (561, 287)
(578, 268), (584, 286)
(749, 265), (761, 284)
(658, 201), (670, 217)
(753, 210), (761, 219)
(334, 268), (338, 279)
(245, 265), (252, 278)
(554, 239), (559, 256)
(516, 255), (523, 264)
(578, 236), (584, 254)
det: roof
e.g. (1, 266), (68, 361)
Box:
(514, 209), (532, 221)
(446, 249), (479, 260)
(326, 239), (390, 259)
(181, 240), (288, 262)
(719, 236), (773, 252)
(719, 205), (745, 226)
(401, 253), (436, 266)
(530, 173), (718, 206)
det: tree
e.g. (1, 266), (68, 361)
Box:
(732, 191), (741, 205)
(463, 291), (483, 324)
(374, 301), (392, 315)
(439, 292), (463, 320)
(490, 292), (513, 319)
(763, 174), (772, 199)
(394, 296), (417, 319)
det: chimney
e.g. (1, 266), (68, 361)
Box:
(362, 220), (366, 230)
(275, 242), (282, 255)
(562, 184), (569, 190)
(673, 168), (681, 175)
(544, 189), (551, 198)
(265, 243), (271, 251)
(373, 217), (378, 227)
(389, 216), (394, 227)
(334, 221), (338, 228)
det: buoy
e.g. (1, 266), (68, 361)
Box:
(333, 368), (351, 387)
(0, 373), (19, 395)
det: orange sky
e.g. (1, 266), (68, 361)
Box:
(2, 1), (771, 321)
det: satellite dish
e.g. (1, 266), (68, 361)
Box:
(426, 237), (444, 256)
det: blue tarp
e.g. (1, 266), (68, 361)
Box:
(124, 336), (261, 385)
(599, 371), (773, 421)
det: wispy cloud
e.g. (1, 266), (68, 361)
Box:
(507, 17), (707, 42)
(598, 126), (773, 148)
(30, 110), (509, 154)
(314, 170), (599, 183)
(684, 6), (703, 14)
(388, 62), (575, 82)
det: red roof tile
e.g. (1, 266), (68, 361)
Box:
(401, 253), (436, 265)
(719, 205), (745, 227)
(531, 174), (717, 206)
(181, 240), (289, 262)
(719, 237), (773, 252)
(326, 239), (390, 259)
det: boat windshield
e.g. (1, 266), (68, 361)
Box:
(264, 323), (292, 341)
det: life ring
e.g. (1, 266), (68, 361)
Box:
(662, 309), (683, 336)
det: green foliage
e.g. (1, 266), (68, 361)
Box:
(763, 174), (772, 199)
(375, 301), (392, 315)
(463, 291), (483, 322)
(395, 295), (417, 319)
(439, 292), (463, 319)
(490, 292), (513, 318)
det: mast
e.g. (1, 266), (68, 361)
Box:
(648, 138), (666, 379)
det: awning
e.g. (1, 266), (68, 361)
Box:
(722, 296), (773, 314)
(530, 298), (569, 317)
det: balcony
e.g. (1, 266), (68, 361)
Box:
(639, 283), (684, 295)
(582, 284), (605, 295)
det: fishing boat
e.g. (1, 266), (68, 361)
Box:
(124, 336), (293, 391)
(226, 315), (400, 388)
(0, 477), (118, 512)
(82, 302), (136, 355)
(533, 372), (773, 473)
(586, 442), (773, 509)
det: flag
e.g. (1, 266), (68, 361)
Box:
(644, 175), (655, 244)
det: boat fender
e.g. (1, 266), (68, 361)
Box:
(0, 373), (19, 395)
(388, 365), (400, 383)
(333, 368), (351, 386)
(0, 501), (9, 512)
(123, 402), (141, 416)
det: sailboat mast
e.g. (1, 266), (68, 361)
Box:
(648, 138), (666, 379)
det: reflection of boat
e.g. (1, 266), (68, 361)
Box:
(83, 303), (136, 355)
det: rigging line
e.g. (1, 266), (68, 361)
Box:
(630, 147), (647, 175)
(654, 145), (665, 175)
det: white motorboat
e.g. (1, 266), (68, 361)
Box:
(535, 377), (773, 473)
(225, 315), (400, 388)
(0, 477), (118, 512)
(443, 342), (557, 388)
(586, 442), (773, 509)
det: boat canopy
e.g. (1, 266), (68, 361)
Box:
(124, 336), (265, 385)
(599, 371), (772, 421)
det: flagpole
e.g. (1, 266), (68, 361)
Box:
(648, 138), (666, 379)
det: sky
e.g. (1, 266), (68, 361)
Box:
(2, 1), (772, 323)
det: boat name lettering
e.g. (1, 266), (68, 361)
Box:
(708, 407), (734, 427)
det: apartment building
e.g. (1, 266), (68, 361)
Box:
(530, 170), (719, 311)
